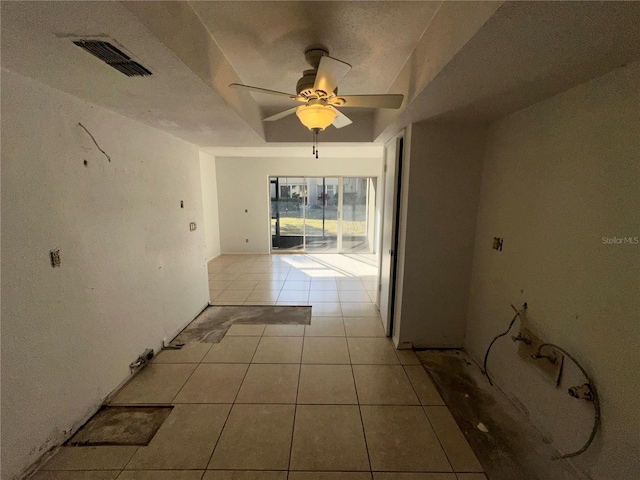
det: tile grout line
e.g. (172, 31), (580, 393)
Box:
(207, 253), (381, 473)
(287, 344), (303, 473)
(123, 337), (216, 470)
(423, 410), (457, 475)
(118, 343), (215, 470)
(212, 259), (291, 303)
(203, 321), (263, 471)
(393, 344), (457, 475)
(348, 324), (374, 475)
(402, 364), (425, 406)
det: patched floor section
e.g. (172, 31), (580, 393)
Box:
(66, 406), (173, 446)
(172, 305), (312, 344)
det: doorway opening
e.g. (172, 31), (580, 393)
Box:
(387, 137), (404, 337)
(270, 176), (376, 254)
(378, 133), (405, 337)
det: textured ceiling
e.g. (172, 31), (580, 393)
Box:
(2, 1), (639, 149)
(190, 1), (440, 115)
(0, 1), (261, 147)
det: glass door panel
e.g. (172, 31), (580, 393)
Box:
(304, 177), (339, 253)
(341, 177), (371, 253)
(271, 177), (305, 251)
(271, 176), (375, 254)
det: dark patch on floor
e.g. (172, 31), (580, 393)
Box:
(416, 349), (586, 480)
(66, 406), (172, 446)
(172, 305), (312, 344)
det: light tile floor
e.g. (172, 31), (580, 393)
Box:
(207, 254), (380, 307)
(35, 254), (486, 480)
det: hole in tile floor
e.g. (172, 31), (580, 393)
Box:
(65, 406), (173, 446)
(172, 305), (312, 344)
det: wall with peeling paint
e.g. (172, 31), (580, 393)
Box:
(0, 68), (210, 479)
(465, 62), (640, 480)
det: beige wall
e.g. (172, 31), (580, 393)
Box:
(215, 154), (383, 254)
(1, 69), (209, 480)
(465, 62), (640, 479)
(200, 151), (222, 261)
(395, 123), (487, 348)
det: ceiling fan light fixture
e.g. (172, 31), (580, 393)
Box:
(296, 104), (337, 131)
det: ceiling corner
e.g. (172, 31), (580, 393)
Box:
(123, 0), (266, 139)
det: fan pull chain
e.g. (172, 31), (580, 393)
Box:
(312, 129), (319, 159)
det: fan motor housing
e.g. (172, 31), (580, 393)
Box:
(296, 69), (338, 99)
(296, 70), (316, 97)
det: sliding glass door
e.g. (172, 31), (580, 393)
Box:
(341, 177), (373, 253)
(270, 176), (375, 253)
(271, 177), (305, 251)
(304, 177), (339, 252)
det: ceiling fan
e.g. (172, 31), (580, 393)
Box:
(230, 48), (404, 157)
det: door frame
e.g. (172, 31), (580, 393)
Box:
(269, 176), (305, 253)
(269, 175), (376, 255)
(377, 131), (407, 338)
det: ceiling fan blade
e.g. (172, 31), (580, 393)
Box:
(330, 94), (404, 109)
(329, 107), (353, 129)
(263, 107), (298, 122)
(313, 55), (351, 95)
(229, 83), (298, 99)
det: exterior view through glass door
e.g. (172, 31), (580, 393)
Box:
(271, 177), (305, 251)
(270, 176), (375, 253)
(342, 177), (375, 253)
(305, 177), (339, 252)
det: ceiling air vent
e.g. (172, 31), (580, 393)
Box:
(73, 40), (152, 77)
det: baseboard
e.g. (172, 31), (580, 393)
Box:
(219, 251), (269, 255)
(412, 343), (465, 349)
